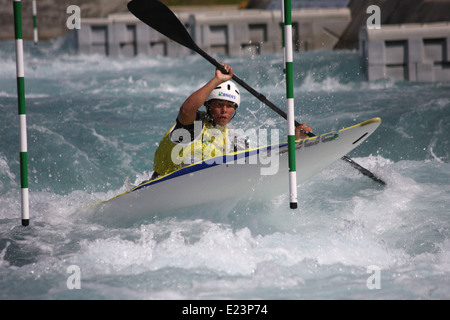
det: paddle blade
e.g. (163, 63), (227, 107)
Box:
(127, 0), (198, 51)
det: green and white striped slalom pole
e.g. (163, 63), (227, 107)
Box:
(283, 0), (298, 209)
(13, 0), (30, 226)
(32, 0), (38, 44)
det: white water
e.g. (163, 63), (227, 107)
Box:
(0, 38), (449, 300)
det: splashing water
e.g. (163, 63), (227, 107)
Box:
(0, 37), (449, 300)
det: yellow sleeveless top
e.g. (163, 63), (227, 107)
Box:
(153, 111), (228, 176)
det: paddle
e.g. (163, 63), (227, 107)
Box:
(127, 0), (386, 186)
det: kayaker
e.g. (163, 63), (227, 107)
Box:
(150, 62), (312, 180)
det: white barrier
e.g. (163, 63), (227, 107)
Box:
(359, 22), (450, 82)
(76, 8), (350, 57)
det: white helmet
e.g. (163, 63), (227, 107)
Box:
(205, 80), (240, 108)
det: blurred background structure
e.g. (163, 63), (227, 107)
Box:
(1, 0), (449, 81)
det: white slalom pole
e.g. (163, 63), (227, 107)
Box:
(13, 0), (30, 226)
(32, 0), (38, 44)
(283, 0), (298, 209)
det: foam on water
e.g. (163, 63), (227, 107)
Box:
(0, 38), (449, 299)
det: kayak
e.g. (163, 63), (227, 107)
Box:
(93, 117), (382, 224)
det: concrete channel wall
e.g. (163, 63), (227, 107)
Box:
(359, 22), (450, 82)
(74, 6), (450, 82)
(76, 8), (351, 57)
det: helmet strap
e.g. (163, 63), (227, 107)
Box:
(205, 102), (212, 117)
(231, 108), (237, 120)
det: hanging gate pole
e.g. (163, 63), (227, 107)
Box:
(32, 0), (38, 44)
(283, 0), (298, 209)
(13, 0), (30, 226)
